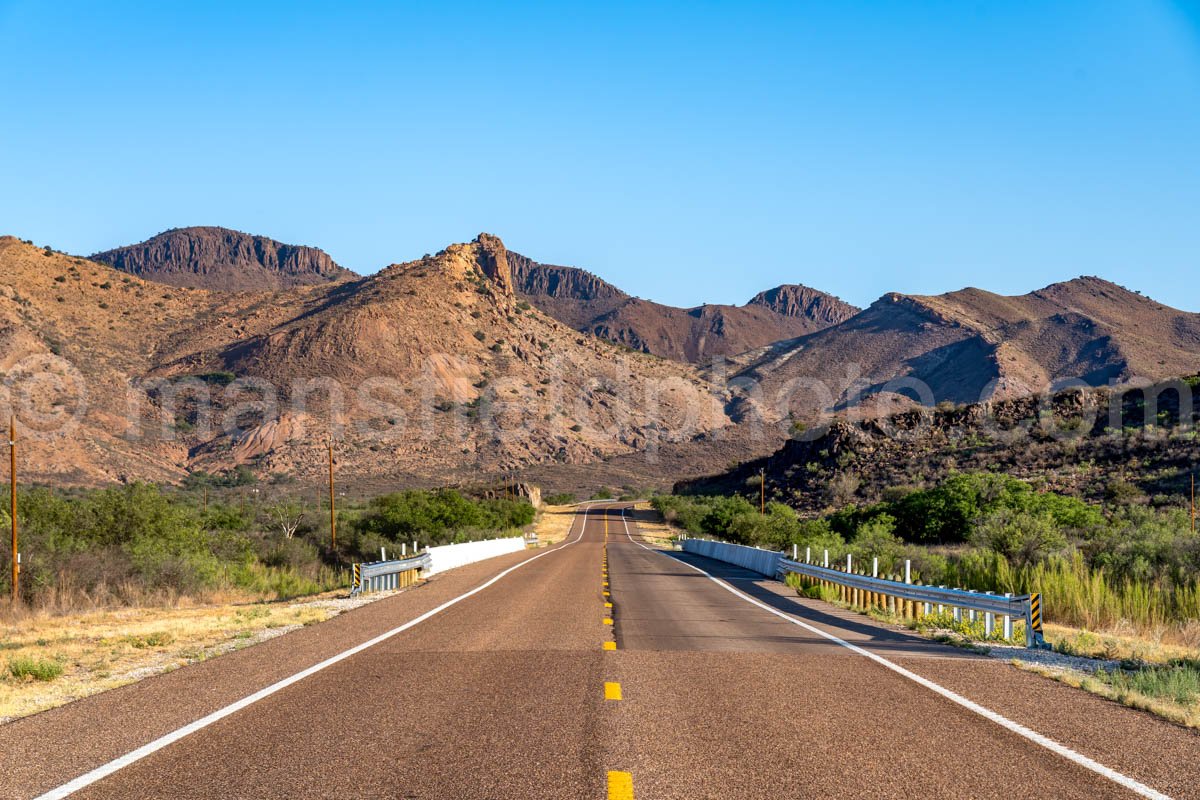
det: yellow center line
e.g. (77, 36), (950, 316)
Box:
(607, 770), (634, 800)
(604, 681), (622, 701)
(603, 641), (617, 651)
(604, 602), (613, 608)
(603, 617), (613, 625)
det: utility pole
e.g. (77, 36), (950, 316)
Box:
(1192, 472), (1196, 536)
(202, 484), (208, 515)
(327, 436), (337, 550)
(9, 416), (17, 605)
(760, 469), (765, 516)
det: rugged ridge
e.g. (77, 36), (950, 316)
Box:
(512, 254), (858, 363)
(92, 226), (357, 292)
(727, 277), (1200, 427)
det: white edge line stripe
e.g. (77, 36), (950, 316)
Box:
(35, 506), (596, 800)
(617, 508), (1171, 800)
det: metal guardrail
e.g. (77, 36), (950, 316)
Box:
(777, 557), (1047, 649)
(350, 553), (432, 596)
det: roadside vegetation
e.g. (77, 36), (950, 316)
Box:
(0, 480), (535, 614)
(657, 472), (1200, 642)
(658, 472), (1200, 726)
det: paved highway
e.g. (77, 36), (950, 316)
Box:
(1, 504), (1196, 799)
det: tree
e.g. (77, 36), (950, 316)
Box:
(269, 498), (306, 539)
(970, 509), (1067, 568)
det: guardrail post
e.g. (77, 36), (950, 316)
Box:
(903, 561), (912, 618)
(1003, 593), (1013, 640)
(984, 592), (995, 637)
(845, 555), (853, 605)
(953, 590), (962, 623)
(937, 588), (945, 616)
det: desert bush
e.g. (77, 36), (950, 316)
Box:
(7, 656), (63, 681)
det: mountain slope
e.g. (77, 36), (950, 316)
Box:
(511, 253), (858, 363)
(0, 234), (732, 485)
(92, 227), (356, 292)
(730, 277), (1200, 427)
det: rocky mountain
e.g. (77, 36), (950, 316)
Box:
(92, 227), (356, 292)
(511, 253), (859, 363)
(0, 234), (731, 485)
(727, 277), (1200, 428)
(5, 229), (1200, 493)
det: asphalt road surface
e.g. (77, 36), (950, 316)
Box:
(1, 504), (1196, 799)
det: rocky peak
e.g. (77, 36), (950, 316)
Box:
(747, 284), (859, 325)
(474, 233), (513, 296)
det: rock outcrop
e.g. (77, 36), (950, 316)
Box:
(92, 227), (356, 292)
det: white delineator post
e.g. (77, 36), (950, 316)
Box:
(806, 546), (811, 564)
(1003, 593), (1014, 640)
(793, 544), (798, 560)
(823, 549), (829, 568)
(872, 557), (878, 578)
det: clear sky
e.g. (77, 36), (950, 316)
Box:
(1, 1), (1198, 311)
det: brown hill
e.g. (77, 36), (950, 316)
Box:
(92, 226), (356, 292)
(511, 253), (858, 363)
(0, 234), (732, 486)
(729, 277), (1200, 428)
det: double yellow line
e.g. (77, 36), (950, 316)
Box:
(602, 509), (634, 799)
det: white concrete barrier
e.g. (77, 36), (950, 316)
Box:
(425, 536), (528, 575)
(682, 538), (781, 577)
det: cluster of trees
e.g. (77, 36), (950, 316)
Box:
(355, 490), (534, 545)
(0, 484), (535, 609)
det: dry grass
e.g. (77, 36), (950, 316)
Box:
(532, 504), (582, 545)
(626, 502), (677, 547)
(0, 594), (348, 723)
(1042, 622), (1200, 665)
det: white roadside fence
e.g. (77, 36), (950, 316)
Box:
(424, 536), (528, 575)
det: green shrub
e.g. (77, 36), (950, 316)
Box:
(8, 656), (63, 681)
(355, 489), (534, 547)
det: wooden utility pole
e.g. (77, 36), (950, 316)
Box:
(9, 416), (17, 605)
(760, 469), (765, 516)
(327, 436), (337, 549)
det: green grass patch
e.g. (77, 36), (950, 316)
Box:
(1092, 660), (1200, 707)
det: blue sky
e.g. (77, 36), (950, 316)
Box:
(1, 1), (1197, 310)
